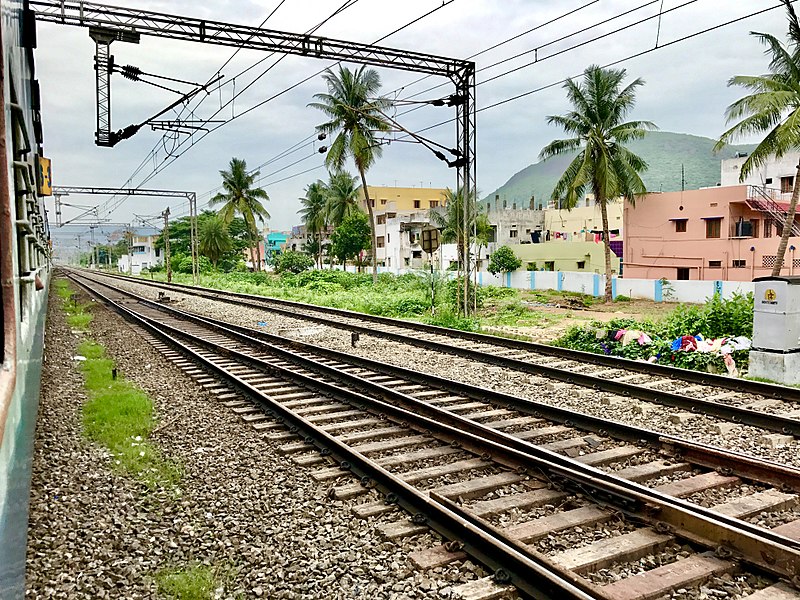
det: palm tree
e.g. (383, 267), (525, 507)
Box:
(429, 187), (478, 312)
(309, 65), (391, 282)
(325, 170), (361, 226)
(541, 65), (655, 302)
(299, 180), (328, 268)
(199, 214), (233, 268)
(715, 0), (800, 276)
(211, 157), (270, 271)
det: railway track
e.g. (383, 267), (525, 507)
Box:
(66, 271), (800, 600)
(92, 270), (800, 437)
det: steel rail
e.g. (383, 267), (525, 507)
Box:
(81, 272), (800, 492)
(95, 271), (800, 402)
(67, 271), (800, 579)
(85, 271), (800, 435)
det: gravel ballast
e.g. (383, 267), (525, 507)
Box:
(101, 275), (800, 469)
(26, 280), (494, 599)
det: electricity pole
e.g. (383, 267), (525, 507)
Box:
(162, 207), (172, 283)
(126, 226), (133, 275)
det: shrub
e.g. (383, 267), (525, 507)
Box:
(275, 251), (314, 274)
(488, 246), (522, 275)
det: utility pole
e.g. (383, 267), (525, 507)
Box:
(162, 207), (172, 283)
(189, 193), (198, 284)
(76, 234), (82, 266)
(126, 226), (133, 275)
(89, 224), (97, 268)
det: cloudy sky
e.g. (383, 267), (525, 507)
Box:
(38, 0), (791, 252)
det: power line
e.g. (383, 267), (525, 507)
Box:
(221, 2), (795, 195)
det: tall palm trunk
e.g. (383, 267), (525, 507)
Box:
(772, 161), (800, 275)
(599, 195), (614, 302)
(359, 169), (378, 283)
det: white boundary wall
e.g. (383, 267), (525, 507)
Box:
(333, 265), (753, 303)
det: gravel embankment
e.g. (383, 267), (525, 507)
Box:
(26, 281), (493, 599)
(104, 276), (800, 468)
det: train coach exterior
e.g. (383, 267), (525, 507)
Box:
(0, 0), (51, 596)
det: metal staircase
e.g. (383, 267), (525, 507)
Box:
(746, 185), (800, 236)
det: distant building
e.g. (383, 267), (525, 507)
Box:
(624, 184), (800, 281)
(359, 186), (448, 268)
(117, 227), (162, 275)
(511, 242), (619, 274)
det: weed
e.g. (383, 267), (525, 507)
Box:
(78, 339), (181, 488)
(156, 564), (219, 600)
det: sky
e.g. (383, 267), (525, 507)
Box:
(38, 0), (793, 254)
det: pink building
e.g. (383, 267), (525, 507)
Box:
(624, 185), (800, 281)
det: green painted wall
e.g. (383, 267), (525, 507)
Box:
(509, 242), (619, 273)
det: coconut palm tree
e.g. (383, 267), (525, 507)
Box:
(325, 170), (361, 227)
(199, 214), (233, 268)
(715, 0), (800, 276)
(309, 65), (391, 282)
(428, 187), (473, 271)
(541, 65), (655, 302)
(299, 180), (328, 268)
(211, 157), (270, 271)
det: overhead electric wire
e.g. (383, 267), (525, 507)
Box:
(228, 1), (795, 194)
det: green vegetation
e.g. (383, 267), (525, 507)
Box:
(56, 279), (94, 330)
(488, 246), (522, 275)
(554, 293), (753, 373)
(275, 250), (314, 274)
(329, 212), (371, 268)
(78, 339), (181, 488)
(57, 279), (180, 488)
(156, 564), (238, 600)
(541, 65), (654, 302)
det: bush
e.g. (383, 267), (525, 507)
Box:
(552, 292), (754, 373)
(275, 251), (314, 274)
(424, 308), (479, 331)
(488, 246), (522, 275)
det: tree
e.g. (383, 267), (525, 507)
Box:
(199, 214), (233, 267)
(309, 65), (391, 282)
(329, 212), (371, 270)
(210, 157), (270, 271)
(298, 180), (328, 268)
(428, 187), (475, 271)
(275, 250), (314, 274)
(488, 246), (522, 276)
(324, 170), (361, 227)
(715, 0), (800, 276)
(540, 65), (655, 302)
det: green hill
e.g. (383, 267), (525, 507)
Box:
(484, 131), (757, 209)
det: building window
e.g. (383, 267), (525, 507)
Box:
(676, 267), (690, 280)
(781, 176), (794, 193)
(675, 220), (687, 233)
(708, 260), (722, 268)
(577, 261), (585, 269)
(380, 199), (387, 205)
(765, 218), (773, 238)
(386, 233), (390, 243)
(705, 218), (721, 239)
(509, 229), (518, 238)
(371, 199), (375, 207)
(765, 177), (773, 185)
(376, 236), (385, 248)
(413, 200), (421, 208)
(752, 219), (760, 238)
(732, 259), (746, 268)
(430, 200), (439, 208)
(376, 215), (386, 225)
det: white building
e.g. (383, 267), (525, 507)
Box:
(721, 151), (800, 195)
(117, 227), (162, 275)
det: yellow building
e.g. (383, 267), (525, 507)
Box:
(356, 186), (448, 267)
(358, 186), (448, 212)
(544, 200), (624, 238)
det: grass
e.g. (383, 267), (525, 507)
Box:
(57, 278), (181, 488)
(745, 375), (800, 389)
(156, 564), (238, 600)
(78, 339), (181, 488)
